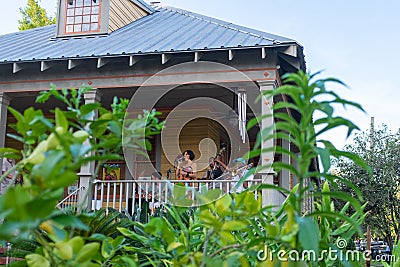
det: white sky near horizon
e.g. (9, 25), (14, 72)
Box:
(1, 0), (400, 149)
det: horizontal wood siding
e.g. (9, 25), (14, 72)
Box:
(109, 0), (148, 33)
(160, 115), (222, 180)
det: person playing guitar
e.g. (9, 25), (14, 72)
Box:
(202, 146), (228, 179)
(176, 150), (197, 181)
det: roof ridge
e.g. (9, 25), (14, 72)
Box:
(158, 5), (283, 44)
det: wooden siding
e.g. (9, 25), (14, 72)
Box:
(160, 115), (223, 180)
(5, 105), (227, 182)
(109, 0), (148, 33)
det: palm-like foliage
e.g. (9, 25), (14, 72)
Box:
(1, 208), (133, 266)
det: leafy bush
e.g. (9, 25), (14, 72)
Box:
(1, 71), (370, 266)
(0, 85), (162, 266)
(115, 71), (371, 266)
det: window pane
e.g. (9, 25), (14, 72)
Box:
(74, 24), (82, 32)
(83, 7), (91, 14)
(75, 7), (83, 15)
(90, 23), (99, 30)
(83, 15), (90, 23)
(66, 25), (74, 33)
(84, 0), (91, 6)
(75, 16), (82, 23)
(82, 24), (90, 31)
(92, 6), (99, 14)
(66, 16), (74, 24)
(67, 0), (75, 7)
(91, 15), (98, 22)
(67, 8), (74, 16)
(92, 0), (99, 6)
(76, 0), (83, 7)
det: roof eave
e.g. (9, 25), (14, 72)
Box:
(131, 0), (155, 14)
(0, 43), (301, 64)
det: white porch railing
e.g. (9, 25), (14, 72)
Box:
(56, 186), (84, 211)
(91, 179), (262, 220)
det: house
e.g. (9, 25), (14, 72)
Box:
(0, 0), (307, 210)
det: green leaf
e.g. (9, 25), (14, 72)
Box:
(25, 254), (50, 267)
(75, 242), (100, 263)
(314, 146), (331, 172)
(67, 236), (85, 254)
(80, 102), (100, 117)
(101, 238), (115, 259)
(167, 242), (184, 252)
(49, 171), (78, 189)
(118, 227), (147, 243)
(215, 194), (232, 215)
(221, 221), (247, 231)
(196, 188), (222, 205)
(36, 91), (51, 103)
(54, 241), (73, 260)
(52, 214), (89, 231)
(55, 108), (68, 133)
(172, 184), (187, 200)
(297, 216), (319, 253)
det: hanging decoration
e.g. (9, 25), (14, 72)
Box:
(237, 89), (247, 143)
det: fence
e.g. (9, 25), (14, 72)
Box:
(91, 178), (262, 221)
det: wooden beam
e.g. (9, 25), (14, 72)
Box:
(68, 59), (79, 70)
(13, 63), (23, 73)
(97, 57), (112, 68)
(161, 53), (172, 65)
(228, 50), (235, 61)
(261, 47), (266, 59)
(41, 61), (52, 72)
(129, 55), (140, 66)
(194, 51), (202, 62)
(282, 45), (297, 57)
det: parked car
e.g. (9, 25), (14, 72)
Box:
(371, 241), (391, 260)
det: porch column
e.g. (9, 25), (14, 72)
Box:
(257, 81), (280, 208)
(78, 89), (101, 210)
(0, 93), (11, 172)
(280, 138), (291, 203)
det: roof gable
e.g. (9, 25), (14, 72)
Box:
(108, 0), (153, 33)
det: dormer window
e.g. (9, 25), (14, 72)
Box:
(56, 0), (154, 38)
(66, 0), (101, 34)
(56, 0), (108, 37)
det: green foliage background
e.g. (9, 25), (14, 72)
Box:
(18, 0), (55, 31)
(2, 72), (397, 266)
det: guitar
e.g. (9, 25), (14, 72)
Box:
(210, 146), (227, 179)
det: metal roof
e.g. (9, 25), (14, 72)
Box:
(0, 4), (299, 63)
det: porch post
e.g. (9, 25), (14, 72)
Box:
(280, 138), (291, 202)
(0, 93), (11, 172)
(78, 89), (101, 210)
(257, 81), (280, 208)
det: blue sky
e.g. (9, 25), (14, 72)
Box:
(1, 0), (400, 149)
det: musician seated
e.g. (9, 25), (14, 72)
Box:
(203, 154), (228, 180)
(230, 158), (254, 193)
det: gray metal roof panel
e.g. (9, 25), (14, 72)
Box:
(0, 5), (298, 63)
